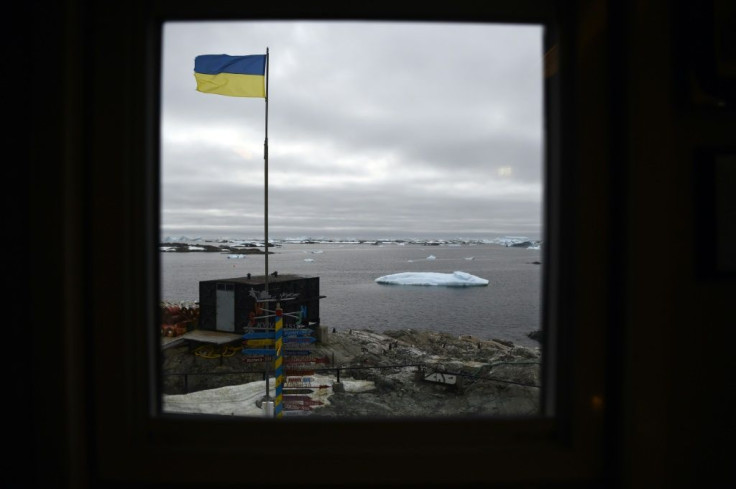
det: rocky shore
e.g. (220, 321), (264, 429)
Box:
(162, 328), (542, 417)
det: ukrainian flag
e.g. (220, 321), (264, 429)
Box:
(194, 54), (266, 98)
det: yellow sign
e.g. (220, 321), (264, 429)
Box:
(244, 338), (275, 347)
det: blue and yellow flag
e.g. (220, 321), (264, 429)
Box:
(194, 54), (266, 98)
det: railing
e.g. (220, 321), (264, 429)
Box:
(163, 361), (541, 394)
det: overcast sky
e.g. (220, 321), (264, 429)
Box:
(161, 21), (544, 241)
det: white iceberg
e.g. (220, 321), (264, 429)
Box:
(426, 255), (436, 260)
(375, 271), (489, 287)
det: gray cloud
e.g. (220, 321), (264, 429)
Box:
(161, 21), (544, 240)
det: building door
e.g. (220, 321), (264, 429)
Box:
(216, 283), (235, 332)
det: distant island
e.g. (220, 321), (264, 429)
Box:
(159, 242), (271, 253)
(160, 236), (543, 252)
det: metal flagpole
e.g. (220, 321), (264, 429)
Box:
(258, 48), (273, 412)
(264, 47), (270, 294)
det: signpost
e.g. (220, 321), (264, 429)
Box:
(273, 305), (284, 418)
(241, 301), (327, 417)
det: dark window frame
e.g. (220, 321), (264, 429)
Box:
(87, 1), (611, 486)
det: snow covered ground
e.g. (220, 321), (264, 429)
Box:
(162, 374), (375, 417)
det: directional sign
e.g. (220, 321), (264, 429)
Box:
(281, 410), (312, 417)
(282, 388), (313, 394)
(284, 355), (329, 364)
(286, 362), (316, 368)
(282, 394), (311, 402)
(285, 363), (318, 370)
(282, 341), (314, 352)
(294, 399), (324, 407)
(284, 369), (315, 376)
(283, 336), (315, 344)
(243, 332), (275, 340)
(285, 380), (311, 388)
(242, 355), (267, 363)
(242, 348), (276, 356)
(284, 349), (311, 356)
(283, 328), (313, 337)
(283, 403), (313, 411)
(243, 338), (275, 347)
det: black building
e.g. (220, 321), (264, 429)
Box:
(198, 274), (322, 333)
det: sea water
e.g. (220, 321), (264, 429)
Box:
(160, 242), (542, 347)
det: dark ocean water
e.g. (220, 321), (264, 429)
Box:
(161, 242), (542, 347)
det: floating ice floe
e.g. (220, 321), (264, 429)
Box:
(227, 254), (246, 259)
(304, 258), (315, 262)
(375, 271), (489, 287)
(426, 255), (436, 260)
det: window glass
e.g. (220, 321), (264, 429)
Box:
(160, 20), (544, 418)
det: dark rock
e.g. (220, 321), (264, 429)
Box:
(162, 328), (542, 417)
(527, 330), (544, 343)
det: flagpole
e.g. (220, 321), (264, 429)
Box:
(264, 47), (270, 294)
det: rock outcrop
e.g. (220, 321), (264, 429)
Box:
(162, 328), (542, 417)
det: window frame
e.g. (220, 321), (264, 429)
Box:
(87, 1), (611, 486)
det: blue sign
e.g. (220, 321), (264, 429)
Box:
(242, 348), (276, 356)
(283, 336), (316, 344)
(283, 328), (313, 337)
(243, 331), (276, 339)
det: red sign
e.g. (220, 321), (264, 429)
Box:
(284, 369), (315, 376)
(283, 403), (312, 411)
(282, 394), (310, 402)
(283, 398), (323, 407)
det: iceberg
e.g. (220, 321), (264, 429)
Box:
(375, 271), (489, 287)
